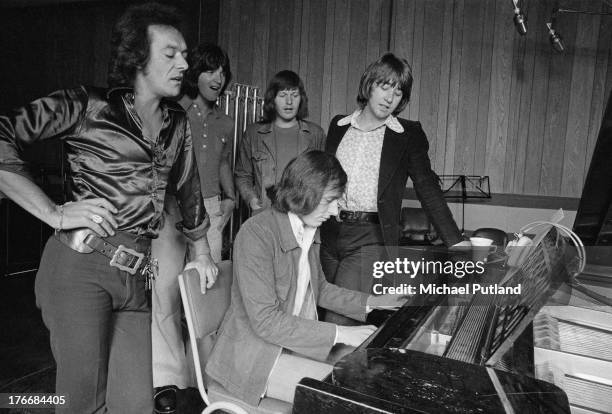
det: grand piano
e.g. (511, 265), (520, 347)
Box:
(294, 226), (574, 413)
(293, 92), (612, 413)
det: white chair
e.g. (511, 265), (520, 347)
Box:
(178, 261), (292, 414)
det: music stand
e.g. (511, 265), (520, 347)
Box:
(438, 175), (491, 233)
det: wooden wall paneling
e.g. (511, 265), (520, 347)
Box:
(453, 0), (485, 177)
(305, 0), (326, 127)
(346, 0), (370, 113)
(484, 0), (514, 193)
(297, 0), (310, 86)
(419, 0), (445, 167)
(273, 0), (295, 75)
(365, 0), (384, 65)
(214, 0), (611, 199)
(561, 13), (600, 197)
(473, 0), (496, 177)
(502, 5), (525, 192)
(391, 0), (416, 118)
(328, 0), (351, 121)
(217, 0), (227, 53)
(407, 0), (425, 122)
(251, 0), (271, 90)
(320, 0), (335, 129)
(236, 0), (255, 88)
(585, 15), (612, 177)
(198, 0), (221, 45)
(433, 0), (456, 174)
(221, 0), (241, 86)
(265, 0), (279, 84)
(511, 0), (539, 193)
(266, 0), (280, 81)
(291, 0), (304, 72)
(538, 4), (578, 196)
(379, 0), (393, 52)
(523, 0), (553, 194)
(443, 0), (465, 176)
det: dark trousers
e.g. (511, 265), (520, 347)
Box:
(35, 233), (153, 414)
(320, 219), (386, 325)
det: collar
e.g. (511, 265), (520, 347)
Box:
(107, 87), (184, 113)
(257, 119), (311, 134)
(337, 110), (404, 133)
(275, 209), (321, 252)
(288, 212), (317, 248)
(182, 98), (222, 119)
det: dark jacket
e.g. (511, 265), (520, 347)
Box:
(324, 114), (462, 247)
(205, 209), (368, 405)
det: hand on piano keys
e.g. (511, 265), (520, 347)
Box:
(367, 293), (410, 311)
(336, 325), (377, 347)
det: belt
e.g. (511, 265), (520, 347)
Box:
(57, 229), (150, 275)
(338, 210), (380, 224)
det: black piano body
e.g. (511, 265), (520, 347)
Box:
(294, 230), (573, 413)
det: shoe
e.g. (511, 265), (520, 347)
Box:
(154, 385), (178, 414)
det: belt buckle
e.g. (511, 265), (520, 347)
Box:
(345, 211), (359, 221)
(110, 244), (144, 275)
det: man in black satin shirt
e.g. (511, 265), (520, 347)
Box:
(0, 3), (217, 413)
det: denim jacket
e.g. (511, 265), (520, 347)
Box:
(234, 120), (325, 208)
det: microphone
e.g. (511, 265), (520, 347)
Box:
(512, 0), (527, 35)
(546, 22), (565, 53)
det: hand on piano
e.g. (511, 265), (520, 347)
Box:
(336, 325), (377, 346)
(367, 293), (409, 311)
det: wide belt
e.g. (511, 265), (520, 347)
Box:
(338, 210), (380, 224)
(57, 229), (150, 275)
(83, 233), (146, 275)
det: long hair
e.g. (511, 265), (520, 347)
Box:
(268, 151), (346, 215)
(356, 53), (413, 115)
(107, 2), (182, 88)
(182, 43), (232, 99)
(262, 70), (308, 122)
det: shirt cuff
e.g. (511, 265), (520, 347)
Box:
(176, 213), (210, 241)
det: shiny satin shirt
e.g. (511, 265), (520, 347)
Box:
(0, 86), (207, 240)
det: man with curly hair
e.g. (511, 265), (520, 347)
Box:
(0, 3), (217, 413)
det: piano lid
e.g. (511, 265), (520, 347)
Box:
(573, 89), (612, 247)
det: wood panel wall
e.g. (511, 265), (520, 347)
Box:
(218, 0), (612, 199)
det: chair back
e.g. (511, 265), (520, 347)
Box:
(178, 260), (235, 410)
(180, 260), (233, 340)
(179, 260), (292, 414)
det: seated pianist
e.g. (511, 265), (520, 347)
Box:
(205, 150), (405, 406)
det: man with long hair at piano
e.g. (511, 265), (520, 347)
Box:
(206, 150), (405, 406)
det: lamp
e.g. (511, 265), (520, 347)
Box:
(512, 0), (528, 35)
